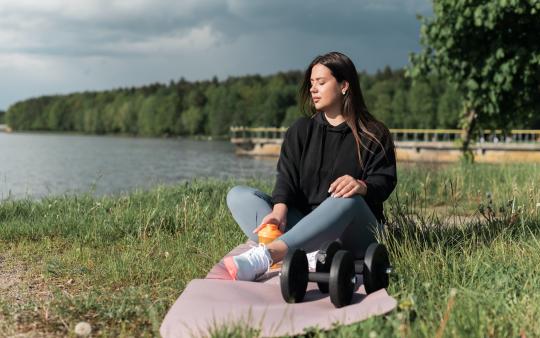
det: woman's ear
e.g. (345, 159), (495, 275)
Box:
(341, 81), (349, 93)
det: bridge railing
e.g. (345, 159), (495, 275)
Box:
(230, 127), (540, 144)
(391, 129), (461, 142)
(392, 129), (540, 143)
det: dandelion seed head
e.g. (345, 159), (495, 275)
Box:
(74, 322), (92, 336)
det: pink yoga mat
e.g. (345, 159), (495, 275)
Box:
(160, 241), (397, 337)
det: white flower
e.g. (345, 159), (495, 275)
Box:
(74, 322), (92, 336)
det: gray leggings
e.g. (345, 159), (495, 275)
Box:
(226, 185), (381, 258)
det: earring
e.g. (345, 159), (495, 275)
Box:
(342, 90), (346, 95)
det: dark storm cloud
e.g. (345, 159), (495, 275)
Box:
(0, 0), (431, 109)
(215, 0), (427, 39)
(0, 0), (430, 57)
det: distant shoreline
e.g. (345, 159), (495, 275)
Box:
(0, 129), (228, 141)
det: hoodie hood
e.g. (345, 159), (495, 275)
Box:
(314, 112), (351, 134)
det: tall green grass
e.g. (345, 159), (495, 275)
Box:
(0, 163), (539, 337)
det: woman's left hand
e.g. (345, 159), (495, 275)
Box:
(328, 175), (367, 198)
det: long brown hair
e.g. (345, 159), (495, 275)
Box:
(299, 51), (392, 169)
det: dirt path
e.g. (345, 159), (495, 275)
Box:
(0, 253), (56, 338)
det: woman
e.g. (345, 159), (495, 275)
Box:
(225, 51), (397, 281)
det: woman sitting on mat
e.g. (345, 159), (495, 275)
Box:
(224, 51), (397, 281)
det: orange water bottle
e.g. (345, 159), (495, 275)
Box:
(258, 223), (283, 269)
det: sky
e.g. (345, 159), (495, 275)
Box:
(0, 0), (432, 111)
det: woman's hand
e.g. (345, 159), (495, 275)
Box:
(328, 175), (367, 198)
(253, 203), (288, 234)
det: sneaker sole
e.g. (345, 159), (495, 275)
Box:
(223, 256), (238, 280)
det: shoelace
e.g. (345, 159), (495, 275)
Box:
(247, 244), (272, 272)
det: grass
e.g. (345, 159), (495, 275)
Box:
(0, 163), (539, 337)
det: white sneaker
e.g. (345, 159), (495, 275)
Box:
(224, 244), (273, 281)
(306, 250), (318, 272)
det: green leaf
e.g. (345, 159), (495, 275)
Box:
(466, 79), (479, 90)
(474, 7), (484, 26)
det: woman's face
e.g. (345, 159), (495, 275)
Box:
(309, 63), (347, 112)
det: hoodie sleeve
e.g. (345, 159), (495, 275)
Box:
(363, 129), (397, 205)
(272, 121), (303, 205)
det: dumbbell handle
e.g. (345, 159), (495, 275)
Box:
(355, 260), (393, 274)
(308, 272), (330, 283)
(310, 265), (392, 283)
(355, 260), (364, 273)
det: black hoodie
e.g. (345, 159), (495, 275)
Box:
(271, 112), (397, 224)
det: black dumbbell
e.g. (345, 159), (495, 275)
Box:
(314, 241), (343, 293)
(280, 244), (356, 308)
(316, 241), (391, 295)
(280, 241), (391, 308)
(360, 242), (391, 294)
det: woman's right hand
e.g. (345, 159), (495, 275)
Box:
(253, 203), (288, 234)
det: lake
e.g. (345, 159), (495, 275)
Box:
(0, 132), (278, 200)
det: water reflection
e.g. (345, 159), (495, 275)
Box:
(0, 133), (277, 199)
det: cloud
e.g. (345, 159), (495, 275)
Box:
(104, 24), (224, 55)
(0, 0), (429, 57)
(0, 0), (223, 56)
(0, 0), (431, 109)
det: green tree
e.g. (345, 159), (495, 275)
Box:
(154, 90), (181, 135)
(47, 99), (71, 131)
(205, 85), (238, 136)
(105, 94), (128, 133)
(181, 106), (204, 135)
(253, 75), (293, 127)
(117, 94), (143, 134)
(407, 81), (437, 128)
(227, 81), (251, 127)
(186, 88), (207, 108)
(368, 80), (396, 126)
(437, 84), (462, 128)
(70, 93), (93, 132)
(138, 95), (158, 136)
(409, 0), (540, 161)
(391, 88), (410, 128)
(281, 105), (304, 127)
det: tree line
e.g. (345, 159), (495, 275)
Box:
(5, 67), (539, 137)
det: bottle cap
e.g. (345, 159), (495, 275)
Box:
(258, 223), (283, 241)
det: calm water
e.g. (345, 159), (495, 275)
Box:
(0, 132), (278, 200)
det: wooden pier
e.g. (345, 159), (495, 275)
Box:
(230, 127), (540, 163)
